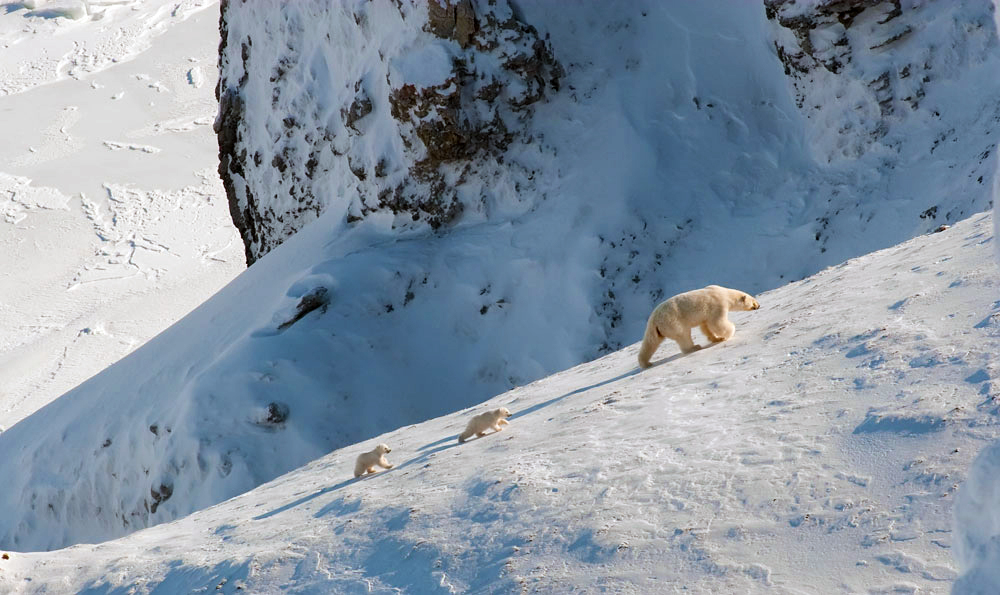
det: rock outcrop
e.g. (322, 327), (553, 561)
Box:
(765, 0), (997, 166)
(216, 0), (562, 264)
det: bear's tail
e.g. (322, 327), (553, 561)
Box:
(637, 319), (663, 369)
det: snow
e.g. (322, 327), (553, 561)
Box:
(0, 0), (999, 592)
(955, 441), (1000, 593)
(389, 40), (454, 89)
(0, 2), (243, 429)
(0, 210), (997, 592)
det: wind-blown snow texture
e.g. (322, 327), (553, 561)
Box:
(3, 0), (1000, 556)
(0, 0), (244, 430)
(2, 210), (998, 593)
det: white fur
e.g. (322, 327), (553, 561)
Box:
(353, 443), (394, 478)
(638, 285), (760, 368)
(458, 407), (512, 443)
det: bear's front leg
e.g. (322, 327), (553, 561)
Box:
(378, 457), (394, 470)
(700, 322), (724, 343)
(706, 317), (735, 341)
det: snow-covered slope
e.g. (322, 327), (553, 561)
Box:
(0, 0), (244, 431)
(211, 0), (1000, 450)
(3, 0), (1000, 556)
(2, 211), (997, 593)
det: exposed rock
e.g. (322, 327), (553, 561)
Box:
(148, 482), (173, 515)
(216, 0), (563, 264)
(765, 0), (999, 238)
(765, 0), (902, 76)
(425, 0), (477, 48)
(277, 287), (330, 331)
(255, 402), (290, 428)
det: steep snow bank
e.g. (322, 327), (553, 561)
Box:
(2, 0), (1000, 552)
(2, 211), (997, 593)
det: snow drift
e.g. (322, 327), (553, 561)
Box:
(955, 441), (1000, 593)
(2, 0), (1000, 552)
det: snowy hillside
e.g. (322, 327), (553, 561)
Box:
(3, 0), (1000, 557)
(0, 0), (243, 431)
(1, 210), (997, 593)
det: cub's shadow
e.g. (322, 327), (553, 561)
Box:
(255, 349), (692, 520)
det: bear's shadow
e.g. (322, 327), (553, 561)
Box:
(647, 341), (721, 367)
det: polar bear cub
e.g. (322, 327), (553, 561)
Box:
(638, 285), (760, 368)
(354, 443), (394, 478)
(458, 407), (512, 443)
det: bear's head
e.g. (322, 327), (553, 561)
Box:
(375, 443), (392, 454)
(738, 293), (760, 311)
(497, 407), (512, 418)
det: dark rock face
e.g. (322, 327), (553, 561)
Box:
(765, 0), (917, 149)
(148, 481), (173, 515)
(216, 0), (562, 265)
(766, 0), (904, 77)
(256, 402), (290, 427)
(764, 0), (997, 167)
(277, 287), (330, 331)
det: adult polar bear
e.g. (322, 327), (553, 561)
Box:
(638, 285), (760, 368)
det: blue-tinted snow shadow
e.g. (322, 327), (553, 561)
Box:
(392, 440), (462, 473)
(253, 477), (359, 520)
(419, 434), (458, 451)
(974, 312), (999, 329)
(966, 369), (990, 384)
(315, 495), (362, 519)
(853, 414), (945, 435)
(24, 7), (84, 18)
(509, 365), (644, 421)
(417, 361), (654, 453)
(79, 559), (250, 595)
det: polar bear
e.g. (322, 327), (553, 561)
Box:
(354, 443), (394, 478)
(458, 407), (511, 443)
(638, 285), (760, 368)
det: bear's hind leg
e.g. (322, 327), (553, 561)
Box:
(673, 329), (702, 354)
(638, 321), (666, 368)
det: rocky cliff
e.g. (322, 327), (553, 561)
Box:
(216, 0), (562, 264)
